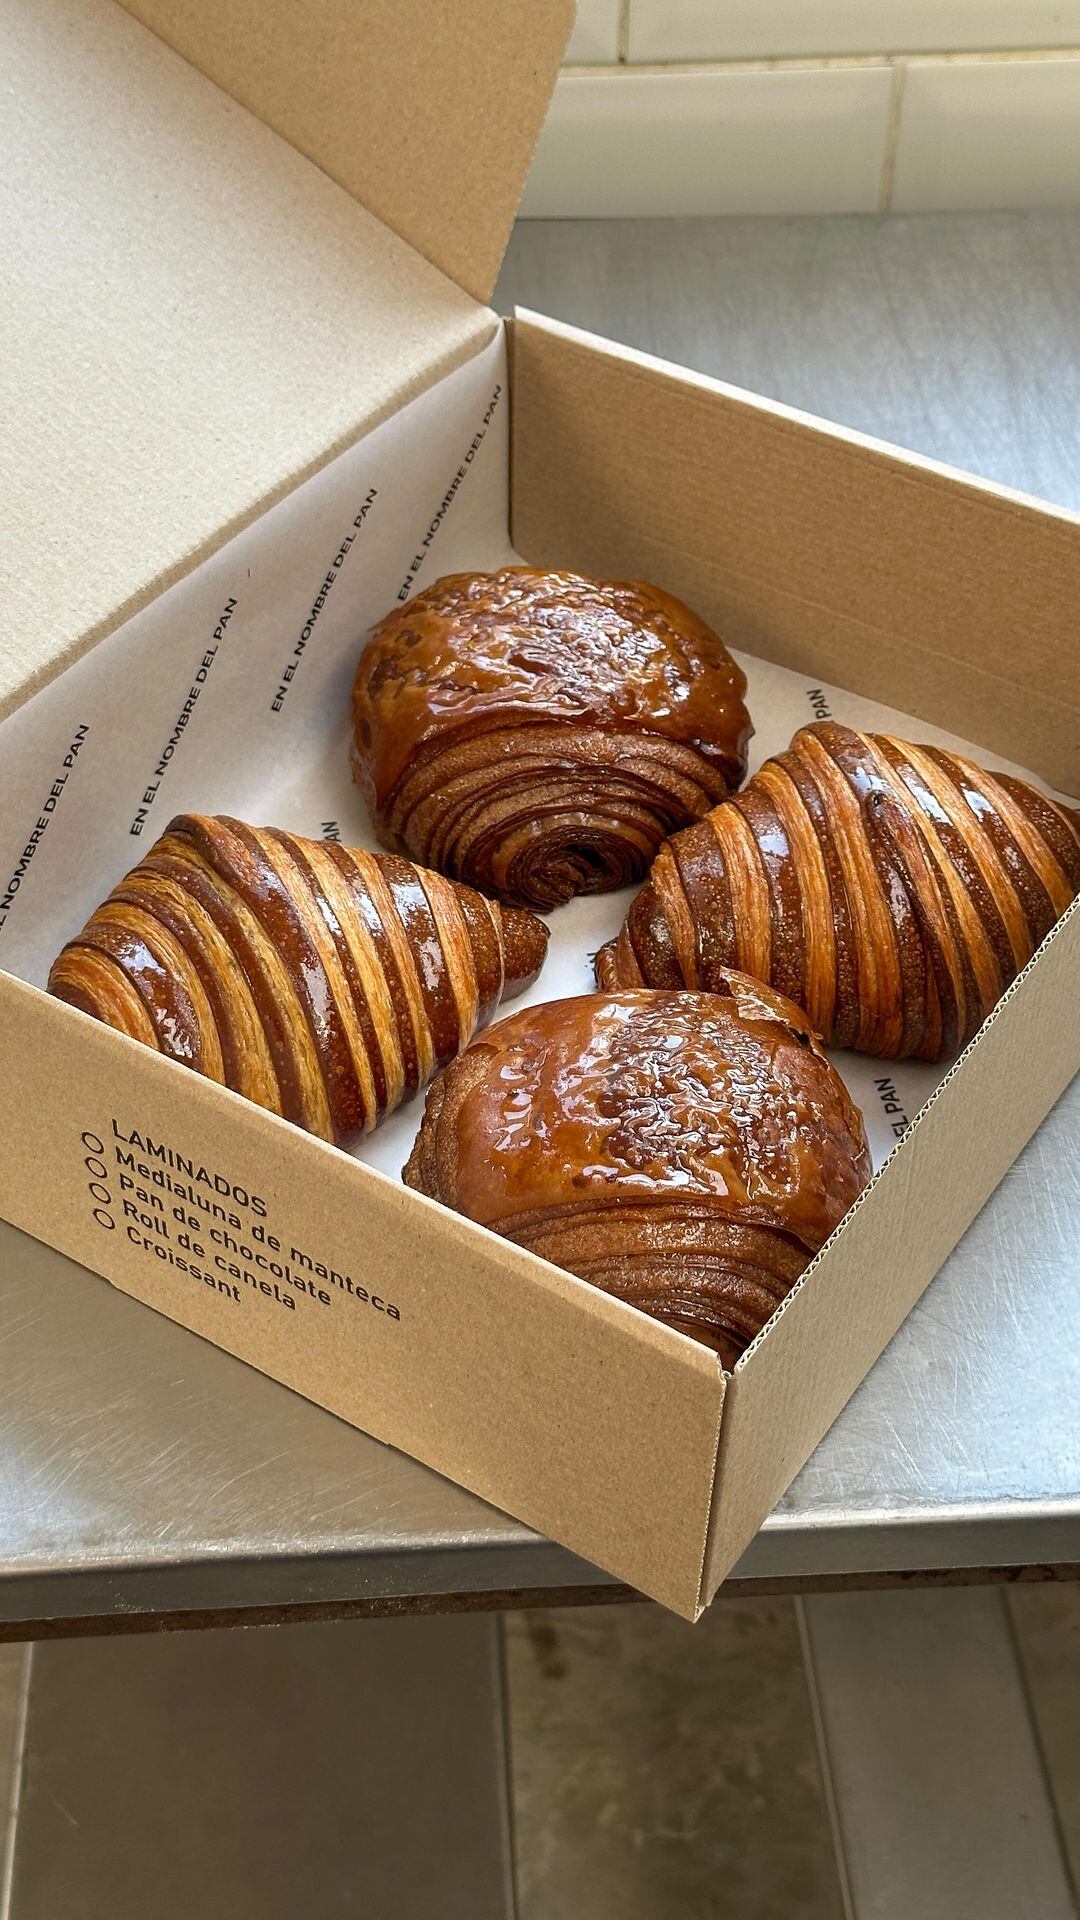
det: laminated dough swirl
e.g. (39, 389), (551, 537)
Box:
(351, 567), (752, 909)
(597, 722), (1080, 1061)
(48, 815), (548, 1145)
(404, 984), (871, 1365)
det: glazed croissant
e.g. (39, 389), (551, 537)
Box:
(404, 984), (871, 1366)
(351, 567), (752, 910)
(48, 815), (548, 1145)
(597, 722), (1080, 1061)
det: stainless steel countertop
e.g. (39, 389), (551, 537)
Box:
(2, 211), (1078, 1631)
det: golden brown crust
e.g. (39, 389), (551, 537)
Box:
(48, 815), (548, 1145)
(597, 723), (1080, 1061)
(404, 984), (871, 1362)
(351, 567), (752, 909)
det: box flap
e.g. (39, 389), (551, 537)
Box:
(0, 0), (498, 724)
(117, 0), (575, 304)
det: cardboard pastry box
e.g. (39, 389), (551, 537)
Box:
(2, 0), (1078, 1620)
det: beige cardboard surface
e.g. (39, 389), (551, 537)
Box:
(510, 312), (1080, 796)
(701, 896), (1080, 1606)
(0, 0), (494, 726)
(0, 973), (726, 1620)
(4, 292), (1079, 1613)
(118, 0), (575, 304)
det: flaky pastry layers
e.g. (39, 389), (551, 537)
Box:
(405, 985), (871, 1365)
(351, 567), (752, 909)
(598, 723), (1080, 1061)
(49, 815), (548, 1145)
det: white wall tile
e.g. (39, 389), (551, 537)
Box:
(520, 66), (892, 215)
(565, 0), (622, 64)
(892, 56), (1080, 210)
(628, 1), (1080, 62)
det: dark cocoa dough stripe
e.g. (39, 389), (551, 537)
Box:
(380, 727), (490, 823)
(617, 881), (677, 988)
(995, 774), (1080, 893)
(435, 765), (623, 874)
(450, 887), (503, 1027)
(70, 915), (206, 1070)
(395, 735), (724, 901)
(730, 784), (807, 1009)
(820, 726), (916, 1055)
(239, 826), (367, 1142)
(571, 1259), (785, 1361)
(860, 796), (930, 1058)
(865, 788), (964, 1057)
(776, 747), (862, 1049)
(922, 751), (1057, 952)
(671, 820), (738, 991)
(271, 833), (386, 1126)
(213, 814), (361, 1136)
(921, 843), (987, 1046)
(875, 740), (1012, 998)
(112, 872), (244, 1094)
(51, 948), (140, 1027)
(161, 826), (318, 1132)
(379, 856), (461, 1067)
(325, 845), (422, 1097)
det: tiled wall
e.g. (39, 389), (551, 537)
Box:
(520, 1), (1080, 214)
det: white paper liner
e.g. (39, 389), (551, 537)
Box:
(1, 327), (1071, 1183)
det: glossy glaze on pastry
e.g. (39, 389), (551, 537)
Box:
(597, 722), (1080, 1061)
(351, 567), (752, 909)
(48, 815), (548, 1145)
(404, 985), (871, 1365)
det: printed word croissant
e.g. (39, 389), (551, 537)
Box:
(352, 567), (751, 909)
(48, 815), (548, 1144)
(405, 986), (871, 1365)
(597, 722), (1080, 1061)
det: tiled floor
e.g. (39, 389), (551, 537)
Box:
(505, 1587), (1080, 1920)
(0, 1588), (1077, 1916)
(505, 1599), (845, 1920)
(1008, 1584), (1080, 1891)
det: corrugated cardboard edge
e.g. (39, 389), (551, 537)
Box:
(698, 897), (1080, 1609)
(509, 309), (1080, 796)
(117, 0), (576, 304)
(0, 971), (726, 1620)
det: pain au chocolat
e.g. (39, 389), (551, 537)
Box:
(597, 722), (1080, 1061)
(351, 567), (752, 910)
(404, 985), (871, 1366)
(48, 815), (548, 1145)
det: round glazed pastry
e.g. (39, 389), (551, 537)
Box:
(597, 722), (1080, 1061)
(404, 984), (871, 1365)
(48, 815), (548, 1147)
(351, 567), (752, 910)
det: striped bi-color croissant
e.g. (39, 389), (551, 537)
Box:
(597, 722), (1080, 1061)
(48, 815), (548, 1144)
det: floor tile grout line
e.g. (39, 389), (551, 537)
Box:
(795, 1600), (857, 1920)
(496, 1614), (523, 1920)
(1001, 1588), (1080, 1915)
(0, 1648), (32, 1920)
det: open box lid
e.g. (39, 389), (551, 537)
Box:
(0, 0), (572, 724)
